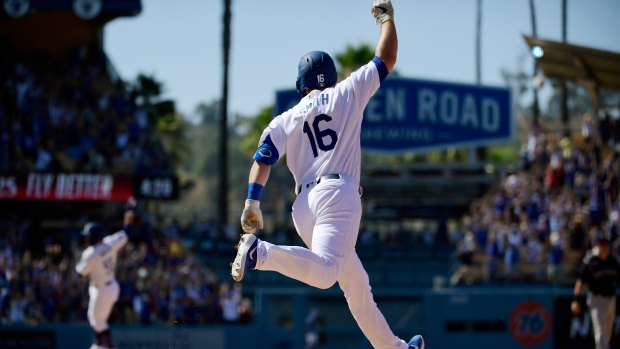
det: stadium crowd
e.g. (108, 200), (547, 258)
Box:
(0, 40), (254, 326)
(0, 40), (172, 175)
(453, 120), (620, 285)
(5, 31), (618, 327)
(0, 213), (254, 326)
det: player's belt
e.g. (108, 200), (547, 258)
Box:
(296, 174), (341, 194)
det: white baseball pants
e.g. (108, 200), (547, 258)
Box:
(87, 280), (120, 332)
(255, 174), (408, 349)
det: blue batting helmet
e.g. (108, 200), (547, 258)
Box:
(82, 222), (106, 243)
(296, 51), (337, 97)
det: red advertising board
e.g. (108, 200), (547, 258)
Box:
(0, 173), (134, 202)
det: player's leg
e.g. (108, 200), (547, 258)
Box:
(97, 329), (114, 349)
(589, 295), (610, 349)
(255, 180), (359, 288)
(337, 252), (410, 349)
(90, 283), (121, 349)
(87, 285), (102, 348)
(604, 298), (615, 346)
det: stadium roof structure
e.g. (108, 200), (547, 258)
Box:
(1, 0), (141, 20)
(524, 35), (620, 92)
(0, 0), (142, 56)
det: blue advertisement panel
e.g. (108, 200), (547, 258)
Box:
(275, 77), (513, 153)
(425, 290), (554, 349)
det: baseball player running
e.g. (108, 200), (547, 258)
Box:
(231, 1), (424, 348)
(76, 197), (136, 349)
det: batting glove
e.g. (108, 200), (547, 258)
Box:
(371, 0), (394, 25)
(241, 199), (263, 234)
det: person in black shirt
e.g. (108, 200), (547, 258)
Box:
(571, 228), (620, 349)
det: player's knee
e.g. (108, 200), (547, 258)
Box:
(313, 255), (341, 289)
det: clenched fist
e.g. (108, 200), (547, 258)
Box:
(371, 0), (394, 25)
(241, 199), (263, 234)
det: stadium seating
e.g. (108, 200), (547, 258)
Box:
(450, 127), (620, 286)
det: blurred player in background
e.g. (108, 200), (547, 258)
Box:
(571, 228), (620, 349)
(231, 1), (424, 348)
(76, 197), (136, 349)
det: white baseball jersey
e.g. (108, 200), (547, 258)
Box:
(251, 56), (410, 348)
(76, 231), (128, 287)
(255, 57), (385, 185)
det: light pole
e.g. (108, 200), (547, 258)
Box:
(529, 0), (540, 128)
(475, 0), (482, 85)
(219, 0), (232, 228)
(561, 0), (569, 133)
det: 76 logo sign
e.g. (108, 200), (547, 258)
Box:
(509, 301), (552, 346)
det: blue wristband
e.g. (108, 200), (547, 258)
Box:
(247, 183), (264, 201)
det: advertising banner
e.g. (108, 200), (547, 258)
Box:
(276, 77), (512, 153)
(0, 173), (179, 201)
(425, 291), (554, 349)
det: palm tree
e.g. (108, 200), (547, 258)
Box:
(239, 106), (274, 157)
(132, 73), (190, 171)
(136, 73), (162, 108)
(335, 44), (375, 78)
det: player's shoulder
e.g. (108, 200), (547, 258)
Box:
(277, 106), (298, 120)
(80, 246), (95, 260)
(348, 59), (380, 79)
(337, 59), (380, 90)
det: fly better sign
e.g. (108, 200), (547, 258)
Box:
(275, 77), (512, 153)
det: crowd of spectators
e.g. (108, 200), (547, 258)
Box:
(0, 40), (173, 175)
(0, 213), (254, 326)
(452, 119), (620, 285)
(0, 40), (222, 326)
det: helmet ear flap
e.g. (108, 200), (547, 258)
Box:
(296, 77), (306, 97)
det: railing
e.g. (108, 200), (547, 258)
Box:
(0, 285), (587, 349)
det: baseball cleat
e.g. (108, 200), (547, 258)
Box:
(231, 234), (258, 282)
(408, 335), (424, 349)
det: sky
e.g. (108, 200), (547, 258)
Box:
(104, 0), (620, 122)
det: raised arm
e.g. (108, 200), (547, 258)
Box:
(372, 0), (398, 72)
